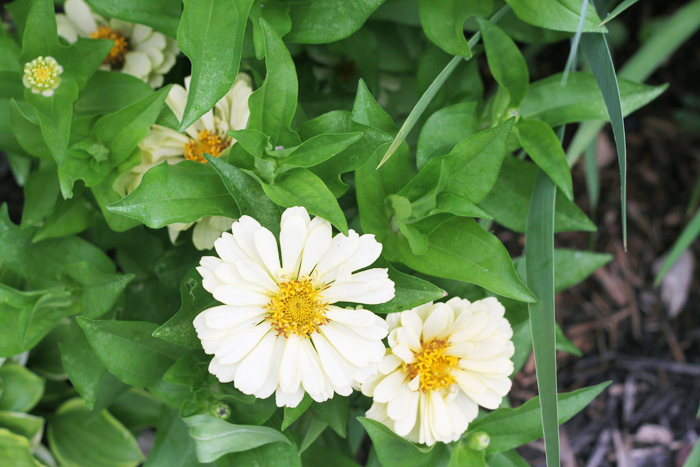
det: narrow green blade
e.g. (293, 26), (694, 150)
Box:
(526, 169), (559, 467)
(561, 0), (589, 85)
(654, 208), (700, 286)
(600, 0), (639, 25)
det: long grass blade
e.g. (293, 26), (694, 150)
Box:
(376, 4), (510, 168)
(654, 208), (700, 286)
(600, 0), (640, 25)
(583, 140), (599, 212)
(526, 168), (559, 467)
(561, 0), (589, 85)
(580, 32), (627, 250)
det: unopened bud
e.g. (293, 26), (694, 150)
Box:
(210, 402), (231, 420)
(466, 431), (490, 451)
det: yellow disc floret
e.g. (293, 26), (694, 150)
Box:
(266, 278), (329, 338)
(90, 26), (129, 68)
(184, 130), (232, 163)
(23, 56), (63, 97)
(405, 338), (459, 392)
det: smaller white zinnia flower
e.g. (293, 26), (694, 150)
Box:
(361, 297), (515, 446)
(23, 56), (63, 97)
(115, 73), (253, 250)
(56, 0), (178, 87)
(194, 206), (396, 408)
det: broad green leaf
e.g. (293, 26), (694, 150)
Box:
(61, 262), (134, 319)
(654, 208), (700, 285)
(217, 436), (301, 467)
(0, 429), (43, 467)
(92, 85), (171, 166)
(108, 389), (162, 430)
(517, 118), (573, 200)
(143, 407), (204, 467)
(525, 170), (559, 467)
(90, 170), (143, 232)
(503, 0), (605, 32)
(286, 0), (384, 43)
(416, 101), (479, 170)
(302, 444), (361, 467)
(249, 0), (291, 59)
(153, 268), (215, 349)
(78, 318), (189, 388)
(477, 157), (596, 233)
(0, 71), (24, 99)
(449, 443), (485, 467)
(580, 32), (627, 248)
(32, 191), (98, 242)
(0, 412), (43, 448)
(9, 99), (52, 160)
(260, 168), (348, 234)
(148, 377), (193, 409)
(520, 72), (666, 127)
(0, 364), (44, 413)
(282, 394), (313, 431)
(358, 417), (448, 467)
(312, 396), (349, 437)
(486, 450), (530, 467)
(177, 0), (253, 131)
(183, 414), (290, 463)
(107, 161), (239, 228)
(48, 398), (143, 467)
(74, 71), (154, 117)
(162, 356), (207, 390)
(86, 0), (182, 38)
(513, 249), (613, 294)
(387, 194), (429, 255)
(477, 17), (529, 109)
(419, 0), (492, 57)
(277, 133), (363, 170)
(362, 257), (446, 314)
(384, 217), (536, 302)
(247, 20), (301, 148)
(227, 129), (269, 159)
(20, 160), (59, 228)
(468, 381), (611, 453)
(298, 412), (328, 454)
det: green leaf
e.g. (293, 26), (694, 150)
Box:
(477, 18), (529, 109)
(249, 0), (291, 59)
(358, 417), (448, 467)
(86, 0), (182, 38)
(92, 85), (171, 167)
(277, 133), (364, 170)
(525, 170), (559, 467)
(0, 429), (43, 467)
(302, 444), (361, 467)
(416, 102), (479, 170)
(0, 71), (24, 99)
(20, 160), (59, 228)
(517, 119), (573, 200)
(75, 71), (153, 117)
(312, 396), (348, 438)
(485, 450), (530, 467)
(247, 20), (301, 148)
(654, 208), (700, 285)
(449, 443), (485, 467)
(282, 394), (313, 431)
(143, 407), (203, 467)
(419, 0), (491, 58)
(107, 161), (239, 228)
(600, 0), (640, 25)
(48, 398), (143, 467)
(0, 411), (43, 448)
(285, 0), (384, 43)
(108, 389), (162, 430)
(384, 217), (537, 302)
(513, 249), (613, 294)
(260, 168), (348, 234)
(477, 157), (596, 234)
(61, 262), (134, 319)
(9, 99), (52, 160)
(16, 288), (75, 348)
(177, 0), (253, 131)
(90, 170), (143, 232)
(580, 32), (627, 248)
(503, 0), (605, 32)
(183, 414), (291, 463)
(298, 412), (328, 454)
(216, 435), (301, 467)
(78, 318), (189, 388)
(468, 381), (611, 453)
(520, 72), (666, 128)
(32, 191), (98, 242)
(0, 364), (44, 413)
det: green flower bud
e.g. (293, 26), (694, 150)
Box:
(466, 431), (490, 451)
(210, 402), (231, 420)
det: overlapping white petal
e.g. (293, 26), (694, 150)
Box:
(361, 297), (514, 446)
(194, 206), (395, 407)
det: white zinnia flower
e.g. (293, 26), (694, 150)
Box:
(361, 297), (515, 446)
(116, 73), (253, 250)
(23, 56), (63, 97)
(194, 206), (395, 408)
(56, 0), (178, 87)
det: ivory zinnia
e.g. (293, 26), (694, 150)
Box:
(194, 207), (395, 407)
(361, 298), (515, 446)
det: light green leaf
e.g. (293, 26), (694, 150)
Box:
(449, 443), (485, 467)
(277, 133), (363, 170)
(416, 101), (479, 170)
(78, 318), (189, 388)
(108, 389), (162, 430)
(358, 417), (448, 467)
(486, 450), (530, 467)
(177, 0), (253, 131)
(48, 398), (143, 467)
(249, 0), (291, 59)
(0, 412), (43, 449)
(0, 429), (43, 467)
(282, 394), (313, 431)
(183, 414), (290, 463)
(525, 170), (559, 467)
(32, 191), (97, 242)
(503, 0), (605, 32)
(312, 396), (349, 437)
(0, 364), (44, 413)
(86, 0), (182, 37)
(600, 0), (639, 25)
(517, 118), (573, 200)
(20, 160), (59, 228)
(107, 161), (239, 228)
(216, 436), (301, 467)
(9, 99), (52, 160)
(514, 249), (613, 294)
(286, 0), (385, 43)
(74, 71), (153, 118)
(419, 0), (492, 57)
(61, 262), (134, 319)
(143, 407), (204, 467)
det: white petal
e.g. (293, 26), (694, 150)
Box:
(311, 333), (353, 389)
(325, 306), (377, 328)
(421, 304), (451, 342)
(396, 327), (422, 352)
(64, 0), (97, 36)
(231, 216), (265, 264)
(466, 389), (503, 410)
(394, 390), (420, 436)
(316, 231), (360, 278)
(166, 84), (188, 122)
(235, 259), (278, 291)
(387, 382), (412, 420)
(320, 323), (369, 367)
(373, 369), (408, 403)
(299, 220), (333, 276)
(234, 331), (278, 394)
(401, 310), (424, 338)
(281, 206), (310, 227)
(460, 357), (513, 374)
(453, 369), (488, 394)
(323, 281), (369, 303)
(429, 391), (453, 439)
(391, 344), (415, 364)
(254, 336), (285, 399)
(208, 357), (238, 383)
(254, 228), (281, 277)
(198, 256), (223, 275)
(216, 324), (271, 365)
(122, 51), (153, 80)
(279, 214), (308, 273)
(377, 354), (403, 375)
(203, 305), (266, 330)
(276, 386), (305, 408)
(214, 232), (247, 264)
(214, 263), (264, 292)
(468, 336), (507, 360)
(212, 284), (269, 307)
(298, 338), (325, 396)
(279, 334), (301, 391)
(343, 234), (383, 272)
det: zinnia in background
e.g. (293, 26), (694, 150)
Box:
(361, 297), (514, 446)
(56, 0), (178, 87)
(194, 206), (395, 408)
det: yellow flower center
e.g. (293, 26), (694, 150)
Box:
(265, 278), (329, 338)
(405, 338), (459, 392)
(34, 65), (51, 83)
(90, 26), (129, 68)
(183, 130), (232, 163)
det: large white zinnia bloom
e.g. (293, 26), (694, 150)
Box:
(194, 206), (395, 408)
(116, 73), (253, 250)
(56, 0), (179, 87)
(361, 298), (515, 446)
